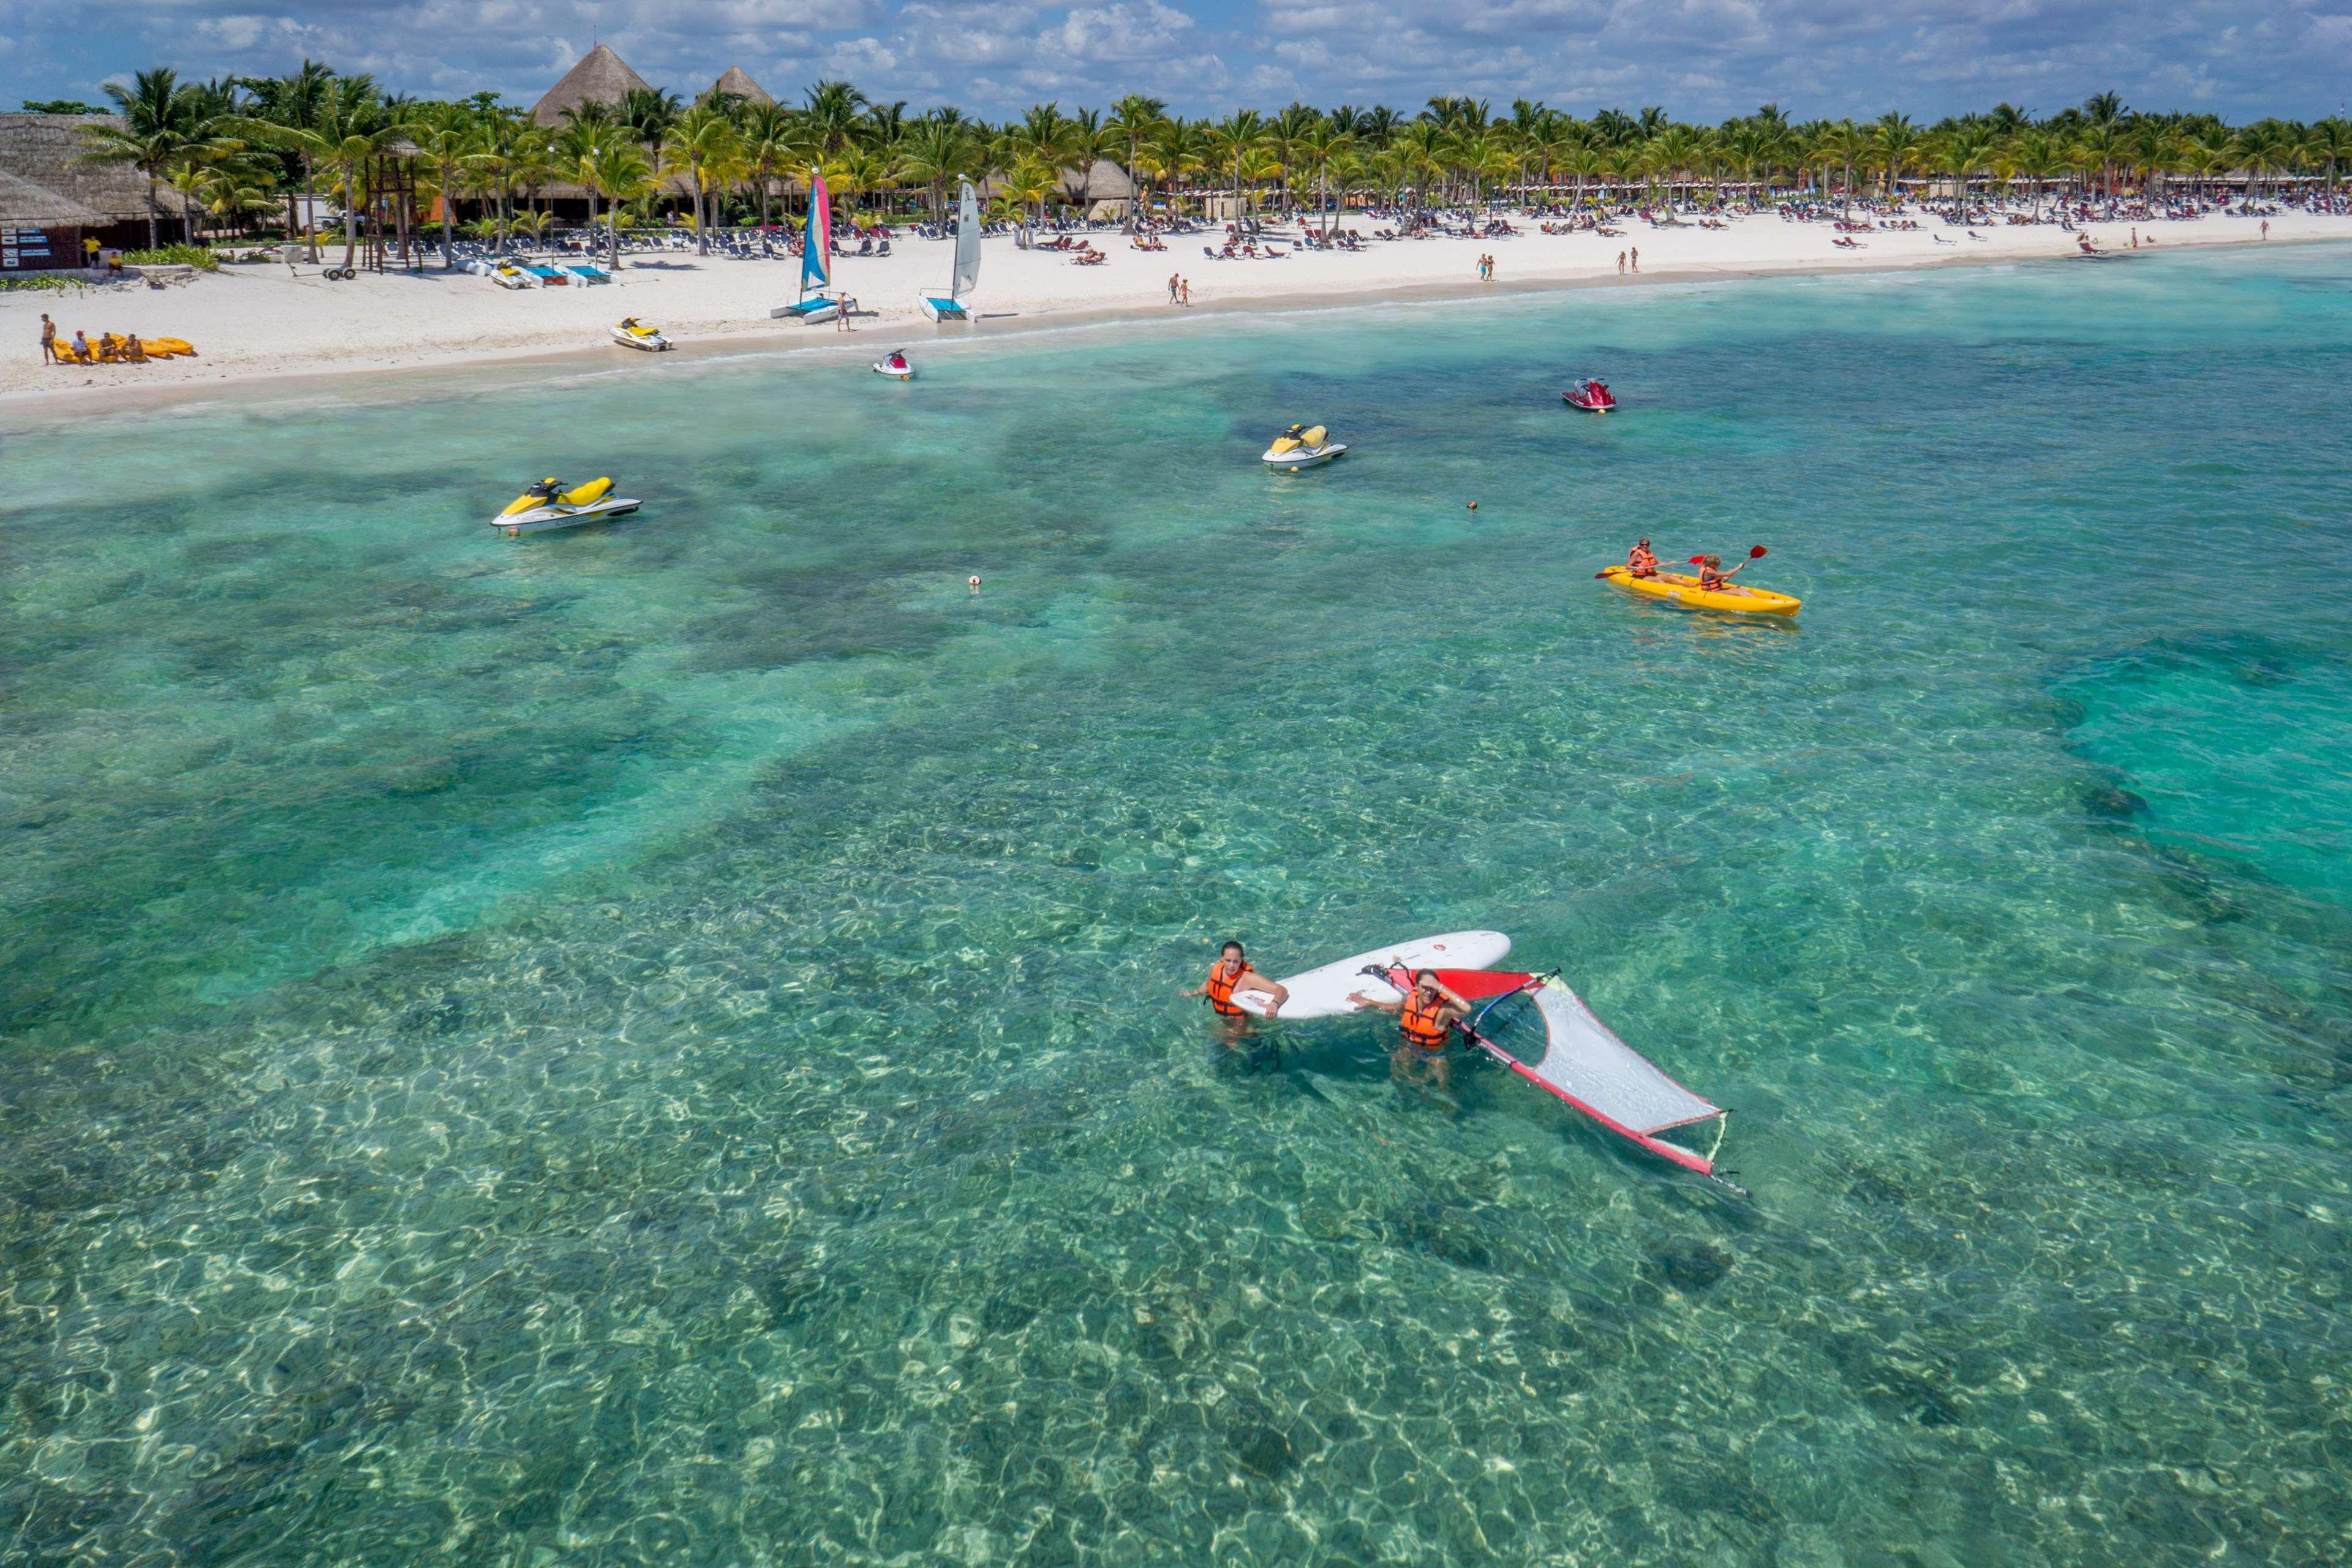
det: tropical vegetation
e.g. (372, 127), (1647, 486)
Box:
(70, 66), (2352, 270)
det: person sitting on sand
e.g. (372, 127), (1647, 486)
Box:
(1627, 538), (1659, 578)
(124, 333), (147, 363)
(70, 330), (92, 361)
(1694, 554), (1749, 592)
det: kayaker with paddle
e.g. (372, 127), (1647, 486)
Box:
(1188, 941), (1289, 1019)
(1627, 538), (1660, 578)
(1348, 970), (1472, 1091)
(1693, 546), (1768, 594)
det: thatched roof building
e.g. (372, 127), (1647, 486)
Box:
(530, 43), (654, 127)
(0, 112), (198, 263)
(0, 113), (199, 225)
(710, 67), (774, 107)
(0, 168), (107, 227)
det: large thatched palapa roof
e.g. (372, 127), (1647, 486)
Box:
(0, 113), (199, 225)
(530, 43), (654, 127)
(710, 67), (773, 107)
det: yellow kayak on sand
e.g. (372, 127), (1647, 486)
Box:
(1599, 565), (1800, 616)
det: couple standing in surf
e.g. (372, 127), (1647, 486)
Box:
(1188, 941), (1476, 1090)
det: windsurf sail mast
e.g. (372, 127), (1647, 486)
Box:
(1380, 966), (1743, 1194)
(951, 179), (981, 301)
(800, 170), (832, 301)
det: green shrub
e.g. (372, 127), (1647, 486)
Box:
(0, 273), (82, 293)
(124, 244), (220, 271)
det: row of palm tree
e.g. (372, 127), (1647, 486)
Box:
(79, 68), (2352, 270)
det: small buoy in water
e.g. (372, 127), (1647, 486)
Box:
(968, 575), (982, 592)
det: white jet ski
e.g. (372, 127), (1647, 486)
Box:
(611, 317), (671, 352)
(1262, 423), (1348, 470)
(872, 353), (914, 380)
(491, 477), (644, 538)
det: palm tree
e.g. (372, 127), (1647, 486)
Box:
(1108, 94), (1166, 225)
(894, 114), (971, 224)
(580, 139), (655, 268)
(1815, 119), (1864, 215)
(2311, 118), (2352, 203)
(804, 80), (869, 156)
(408, 101), (485, 268)
(80, 67), (231, 249)
(737, 102), (799, 228)
(662, 105), (741, 253)
(1934, 127), (1997, 219)
(230, 74), (395, 267)
(1289, 118), (1355, 234)
(1208, 110), (1272, 224)
(239, 61), (335, 255)
(619, 86), (682, 162)
(1870, 112), (1923, 200)
(2006, 129), (2067, 219)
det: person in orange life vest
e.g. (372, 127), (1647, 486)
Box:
(1186, 940), (1289, 1019)
(1348, 969), (1471, 1091)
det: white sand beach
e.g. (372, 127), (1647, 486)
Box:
(4, 208), (2339, 410)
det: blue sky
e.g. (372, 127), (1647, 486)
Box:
(6, 0), (2350, 123)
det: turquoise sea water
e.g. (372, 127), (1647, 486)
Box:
(4, 247), (2350, 1566)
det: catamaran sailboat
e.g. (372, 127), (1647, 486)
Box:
(919, 181), (981, 323)
(771, 171), (840, 323)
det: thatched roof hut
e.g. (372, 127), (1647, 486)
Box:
(0, 113), (199, 225)
(710, 67), (774, 107)
(530, 43), (654, 127)
(0, 168), (107, 226)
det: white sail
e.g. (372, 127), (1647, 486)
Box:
(951, 181), (981, 301)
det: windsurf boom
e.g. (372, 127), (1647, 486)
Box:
(1374, 966), (1743, 1194)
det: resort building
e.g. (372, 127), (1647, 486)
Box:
(0, 111), (194, 270)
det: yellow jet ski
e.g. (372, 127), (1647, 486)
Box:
(491, 477), (643, 537)
(1262, 423), (1347, 470)
(611, 317), (672, 352)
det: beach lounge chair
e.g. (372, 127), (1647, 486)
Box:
(567, 263), (612, 284)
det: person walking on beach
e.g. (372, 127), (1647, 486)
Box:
(834, 294), (857, 333)
(1617, 250), (1627, 275)
(1630, 246), (1640, 273)
(1179, 277), (1191, 306)
(39, 313), (58, 364)
(2261, 219), (2270, 241)
(1169, 272), (1179, 304)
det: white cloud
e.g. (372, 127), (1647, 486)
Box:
(13, 0), (2352, 121)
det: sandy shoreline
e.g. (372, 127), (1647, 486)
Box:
(5, 210), (2343, 423)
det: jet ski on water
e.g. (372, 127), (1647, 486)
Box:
(873, 350), (914, 380)
(491, 477), (643, 538)
(611, 317), (672, 351)
(1262, 423), (1348, 470)
(1563, 379), (1617, 412)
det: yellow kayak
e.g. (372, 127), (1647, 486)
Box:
(1599, 565), (1800, 616)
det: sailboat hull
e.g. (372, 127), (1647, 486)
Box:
(918, 298), (968, 323)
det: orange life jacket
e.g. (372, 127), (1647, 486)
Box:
(1205, 962), (1246, 1018)
(1400, 990), (1452, 1051)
